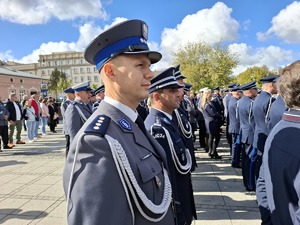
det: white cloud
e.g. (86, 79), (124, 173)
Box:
(154, 2), (240, 71)
(0, 0), (107, 25)
(228, 43), (293, 75)
(18, 17), (128, 64)
(0, 50), (17, 62)
(257, 1), (300, 43)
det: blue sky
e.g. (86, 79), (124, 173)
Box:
(0, 0), (300, 74)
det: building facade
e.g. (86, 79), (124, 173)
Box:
(38, 51), (103, 87)
(0, 67), (48, 101)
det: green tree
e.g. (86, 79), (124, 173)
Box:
(174, 42), (238, 92)
(48, 68), (71, 98)
(90, 83), (97, 90)
(235, 66), (272, 88)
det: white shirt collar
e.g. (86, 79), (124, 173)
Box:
(104, 96), (138, 122)
(153, 107), (173, 120)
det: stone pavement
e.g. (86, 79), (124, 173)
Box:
(0, 123), (261, 224)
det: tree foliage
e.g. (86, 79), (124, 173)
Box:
(173, 42), (238, 92)
(234, 66), (273, 88)
(48, 68), (71, 98)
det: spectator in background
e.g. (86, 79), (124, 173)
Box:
(0, 96), (12, 151)
(201, 90), (222, 159)
(47, 99), (58, 133)
(40, 99), (50, 135)
(6, 93), (25, 146)
(29, 94), (41, 139)
(22, 100), (36, 143)
(21, 95), (28, 132)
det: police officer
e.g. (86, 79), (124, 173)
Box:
(257, 60), (300, 225)
(63, 19), (175, 225)
(61, 88), (75, 157)
(172, 65), (197, 171)
(223, 83), (236, 154)
(253, 75), (279, 224)
(65, 81), (93, 143)
(145, 67), (196, 225)
(92, 84), (105, 112)
(252, 75), (279, 179)
(228, 85), (243, 168)
(237, 81), (258, 191)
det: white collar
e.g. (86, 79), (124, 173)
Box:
(104, 96), (138, 122)
(153, 107), (173, 120)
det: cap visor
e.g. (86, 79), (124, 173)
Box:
(123, 50), (162, 64)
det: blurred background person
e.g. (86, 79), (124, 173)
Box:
(22, 100), (36, 143)
(40, 98), (50, 135)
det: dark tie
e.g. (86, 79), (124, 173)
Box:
(135, 115), (148, 137)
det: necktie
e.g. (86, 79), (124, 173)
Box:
(135, 115), (148, 137)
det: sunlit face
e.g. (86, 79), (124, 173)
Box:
(77, 91), (91, 104)
(158, 88), (182, 113)
(111, 54), (154, 106)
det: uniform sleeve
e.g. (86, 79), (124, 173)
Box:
(65, 104), (82, 142)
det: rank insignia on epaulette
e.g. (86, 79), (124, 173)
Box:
(85, 115), (111, 136)
(118, 118), (132, 131)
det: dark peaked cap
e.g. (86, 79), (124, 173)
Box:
(240, 81), (257, 90)
(174, 65), (187, 80)
(84, 19), (162, 70)
(260, 75), (280, 84)
(228, 82), (236, 88)
(149, 67), (184, 94)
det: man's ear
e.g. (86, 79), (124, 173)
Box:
(102, 63), (116, 80)
(153, 92), (160, 101)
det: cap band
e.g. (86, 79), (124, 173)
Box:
(94, 36), (148, 70)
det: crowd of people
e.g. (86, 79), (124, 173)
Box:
(0, 93), (61, 150)
(1, 19), (299, 225)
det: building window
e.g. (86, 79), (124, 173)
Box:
(94, 67), (97, 72)
(19, 90), (25, 100)
(80, 59), (83, 64)
(94, 76), (99, 82)
(87, 67), (91, 73)
(73, 59), (77, 64)
(74, 76), (78, 83)
(10, 78), (13, 82)
(48, 61), (51, 66)
(20, 79), (23, 83)
(81, 76), (84, 82)
(42, 70), (46, 75)
(55, 61), (58, 66)
(61, 60), (64, 65)
(73, 68), (78, 74)
(87, 76), (91, 81)
(80, 68), (84, 73)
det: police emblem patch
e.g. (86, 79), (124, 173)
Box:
(118, 118), (132, 131)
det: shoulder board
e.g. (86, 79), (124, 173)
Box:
(84, 115), (111, 136)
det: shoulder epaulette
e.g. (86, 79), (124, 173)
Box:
(84, 115), (111, 136)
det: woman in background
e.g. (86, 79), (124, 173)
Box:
(201, 90), (222, 159)
(40, 99), (50, 135)
(47, 100), (58, 133)
(22, 100), (36, 143)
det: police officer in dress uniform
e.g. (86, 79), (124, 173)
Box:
(63, 19), (175, 225)
(252, 75), (279, 177)
(92, 84), (105, 112)
(228, 85), (243, 168)
(266, 93), (287, 133)
(172, 65), (197, 172)
(253, 75), (279, 225)
(223, 83), (236, 154)
(237, 81), (258, 191)
(257, 61), (300, 225)
(65, 81), (93, 143)
(145, 67), (197, 225)
(61, 88), (75, 157)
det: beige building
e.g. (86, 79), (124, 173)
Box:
(38, 51), (103, 87)
(0, 67), (48, 101)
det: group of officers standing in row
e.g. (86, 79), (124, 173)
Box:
(60, 19), (300, 225)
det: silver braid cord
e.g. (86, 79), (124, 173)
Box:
(162, 127), (192, 174)
(174, 109), (192, 139)
(105, 134), (172, 222)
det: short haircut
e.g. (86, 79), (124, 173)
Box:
(278, 60), (300, 108)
